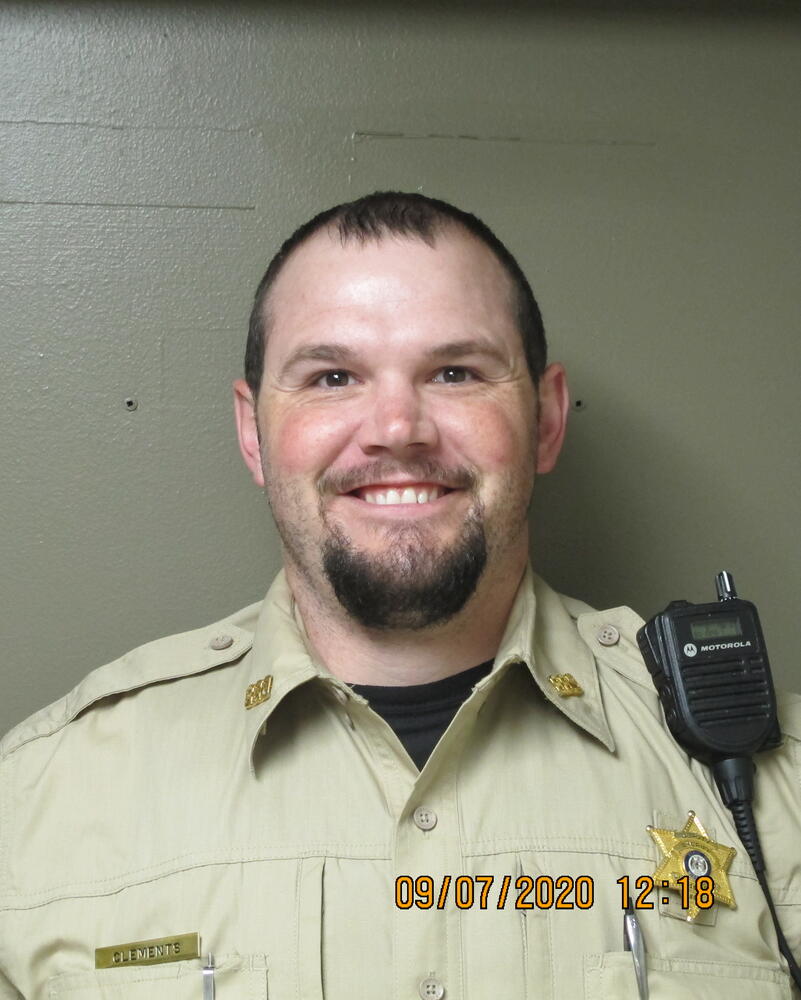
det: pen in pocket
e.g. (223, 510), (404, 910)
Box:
(202, 953), (216, 1000)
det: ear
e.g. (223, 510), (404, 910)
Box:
(535, 363), (570, 474)
(233, 379), (265, 488)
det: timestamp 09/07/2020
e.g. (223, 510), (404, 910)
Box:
(394, 873), (715, 912)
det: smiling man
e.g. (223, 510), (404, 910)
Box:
(2, 192), (800, 999)
(233, 210), (567, 688)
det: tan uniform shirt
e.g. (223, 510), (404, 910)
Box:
(2, 566), (800, 999)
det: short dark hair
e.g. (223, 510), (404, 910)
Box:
(244, 191), (547, 397)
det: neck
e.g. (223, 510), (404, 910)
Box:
(284, 551), (529, 686)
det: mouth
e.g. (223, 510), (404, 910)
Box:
(336, 483), (463, 516)
(348, 483), (455, 504)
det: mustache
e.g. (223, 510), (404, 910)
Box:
(322, 461), (474, 496)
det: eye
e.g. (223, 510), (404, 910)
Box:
(432, 366), (476, 384)
(312, 370), (356, 388)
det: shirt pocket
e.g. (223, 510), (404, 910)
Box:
(584, 951), (793, 1000)
(46, 954), (268, 999)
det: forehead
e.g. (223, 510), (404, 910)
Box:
(263, 225), (519, 366)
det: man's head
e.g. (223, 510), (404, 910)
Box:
(234, 191), (568, 632)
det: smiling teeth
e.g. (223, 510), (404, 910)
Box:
(361, 486), (445, 505)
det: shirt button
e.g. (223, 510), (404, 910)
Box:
(418, 976), (445, 999)
(413, 806), (437, 831)
(596, 624), (620, 647)
(209, 634), (234, 650)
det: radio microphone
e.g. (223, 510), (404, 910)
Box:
(636, 570), (781, 764)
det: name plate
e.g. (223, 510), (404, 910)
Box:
(95, 932), (200, 969)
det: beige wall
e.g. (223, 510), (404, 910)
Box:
(2, 2), (800, 736)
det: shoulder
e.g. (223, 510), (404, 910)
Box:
(0, 600), (262, 761)
(564, 581), (801, 801)
(543, 577), (801, 746)
(569, 589), (801, 747)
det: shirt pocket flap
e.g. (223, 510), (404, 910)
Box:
(47, 954), (268, 999)
(584, 952), (792, 1000)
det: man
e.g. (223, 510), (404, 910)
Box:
(1, 192), (800, 998)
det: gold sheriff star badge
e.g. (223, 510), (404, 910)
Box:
(647, 811), (737, 922)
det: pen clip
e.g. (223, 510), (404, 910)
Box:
(202, 953), (216, 1000)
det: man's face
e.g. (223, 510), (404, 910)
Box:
(237, 226), (564, 631)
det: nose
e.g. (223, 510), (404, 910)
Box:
(354, 378), (438, 455)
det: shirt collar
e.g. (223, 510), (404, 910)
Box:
(478, 562), (615, 752)
(244, 562), (616, 772)
(242, 570), (338, 772)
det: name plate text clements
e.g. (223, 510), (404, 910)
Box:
(95, 932), (200, 969)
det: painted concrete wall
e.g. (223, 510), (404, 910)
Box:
(2, 3), (800, 735)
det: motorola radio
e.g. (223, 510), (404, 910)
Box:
(636, 570), (781, 764)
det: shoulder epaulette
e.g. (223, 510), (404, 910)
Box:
(0, 601), (260, 759)
(576, 605), (654, 687)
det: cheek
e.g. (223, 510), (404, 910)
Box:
(265, 406), (352, 477)
(451, 401), (535, 474)
(480, 423), (524, 469)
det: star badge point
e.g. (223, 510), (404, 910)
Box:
(647, 810), (736, 921)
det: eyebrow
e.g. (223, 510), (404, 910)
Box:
(277, 338), (510, 381)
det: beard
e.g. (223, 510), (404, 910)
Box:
(319, 498), (488, 631)
(260, 437), (534, 633)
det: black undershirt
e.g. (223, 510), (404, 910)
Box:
(348, 659), (494, 771)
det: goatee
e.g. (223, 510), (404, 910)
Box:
(321, 503), (487, 630)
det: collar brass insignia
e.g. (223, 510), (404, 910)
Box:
(548, 673), (584, 697)
(245, 674), (273, 710)
(647, 810), (736, 921)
